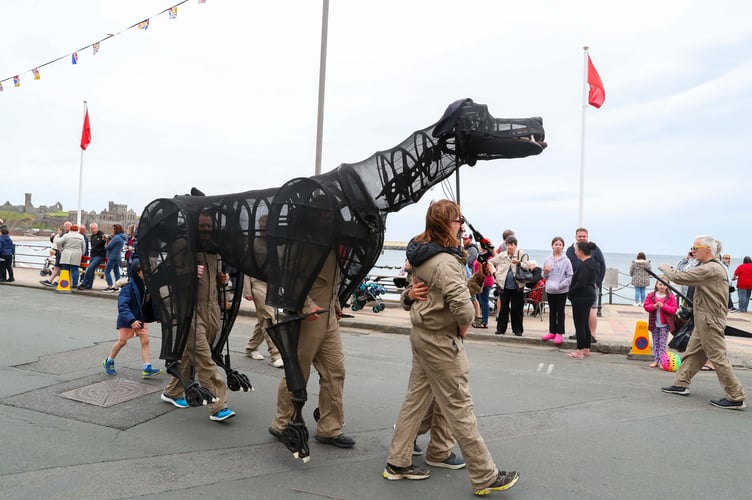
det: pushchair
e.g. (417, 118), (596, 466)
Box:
(39, 253), (55, 277)
(350, 278), (387, 313)
(524, 278), (547, 320)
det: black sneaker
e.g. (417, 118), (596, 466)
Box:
(412, 439), (423, 456)
(661, 385), (690, 396)
(383, 463), (431, 481)
(314, 433), (355, 448)
(268, 426), (282, 442)
(568, 335), (576, 340)
(474, 470), (519, 495)
(710, 398), (746, 410)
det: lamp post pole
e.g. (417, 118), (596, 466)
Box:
(314, 0), (329, 175)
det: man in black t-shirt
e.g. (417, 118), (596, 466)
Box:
(565, 227), (606, 342)
(78, 223), (106, 290)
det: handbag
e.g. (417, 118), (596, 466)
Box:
(514, 253), (534, 282)
(668, 318), (693, 352)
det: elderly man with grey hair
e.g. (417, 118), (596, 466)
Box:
(658, 235), (747, 410)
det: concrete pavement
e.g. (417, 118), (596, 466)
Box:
(8, 265), (752, 366)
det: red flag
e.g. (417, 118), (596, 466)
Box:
(587, 55), (605, 108)
(80, 108), (92, 150)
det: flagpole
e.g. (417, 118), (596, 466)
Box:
(77, 100), (87, 227)
(578, 46), (589, 227)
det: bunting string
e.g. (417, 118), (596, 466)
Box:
(0, 0), (203, 92)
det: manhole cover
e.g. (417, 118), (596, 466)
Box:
(1, 369), (173, 430)
(58, 378), (162, 407)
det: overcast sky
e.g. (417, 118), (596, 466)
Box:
(2, 1), (751, 256)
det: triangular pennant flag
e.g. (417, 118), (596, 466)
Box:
(14, 75), (21, 87)
(93, 42), (100, 55)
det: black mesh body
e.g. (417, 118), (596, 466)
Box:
(138, 99), (546, 362)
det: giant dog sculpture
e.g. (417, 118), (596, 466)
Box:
(137, 98), (546, 460)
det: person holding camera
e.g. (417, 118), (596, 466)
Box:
(489, 235), (532, 336)
(659, 235), (746, 410)
(472, 246), (495, 328)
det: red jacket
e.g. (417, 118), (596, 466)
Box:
(733, 263), (752, 289)
(644, 291), (678, 332)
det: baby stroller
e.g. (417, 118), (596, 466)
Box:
(351, 278), (387, 313)
(39, 253), (55, 277)
(525, 278), (547, 319)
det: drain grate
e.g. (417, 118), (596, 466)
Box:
(58, 378), (163, 407)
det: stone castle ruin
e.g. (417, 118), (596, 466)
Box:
(1, 193), (137, 233)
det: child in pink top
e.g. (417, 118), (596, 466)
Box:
(643, 278), (678, 368)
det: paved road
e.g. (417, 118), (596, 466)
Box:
(2, 287), (752, 499)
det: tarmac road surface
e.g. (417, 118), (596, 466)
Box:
(1, 286), (752, 499)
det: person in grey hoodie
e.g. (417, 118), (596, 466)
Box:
(541, 236), (573, 345)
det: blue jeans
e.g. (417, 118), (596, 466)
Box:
(104, 257), (120, 286)
(80, 255), (104, 288)
(738, 288), (750, 313)
(478, 286), (491, 324)
(634, 287), (646, 304)
(61, 264), (79, 289)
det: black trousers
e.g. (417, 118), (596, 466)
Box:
(571, 297), (593, 350)
(497, 287), (525, 335)
(547, 292), (568, 334)
(0, 256), (13, 281)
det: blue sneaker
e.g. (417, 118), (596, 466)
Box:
(142, 365), (162, 378)
(102, 358), (116, 376)
(161, 393), (189, 408)
(210, 408), (236, 422)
